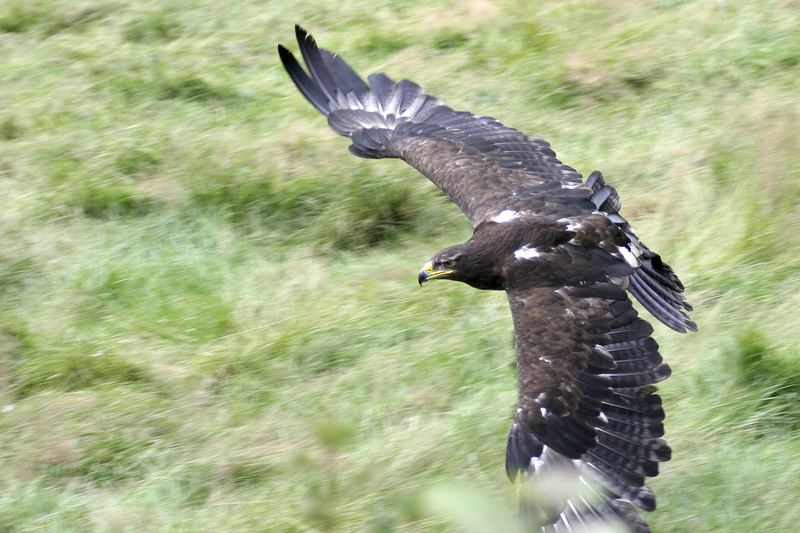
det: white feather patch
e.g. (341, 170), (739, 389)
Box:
(491, 209), (520, 223)
(558, 217), (582, 232)
(617, 245), (641, 267)
(514, 245), (541, 260)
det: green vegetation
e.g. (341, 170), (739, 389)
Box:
(1, 0), (799, 531)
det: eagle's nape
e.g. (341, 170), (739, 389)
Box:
(279, 26), (697, 533)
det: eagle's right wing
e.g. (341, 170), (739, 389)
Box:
(505, 282), (671, 531)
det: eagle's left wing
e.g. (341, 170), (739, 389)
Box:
(505, 282), (671, 530)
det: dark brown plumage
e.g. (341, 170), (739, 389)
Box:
(279, 26), (696, 532)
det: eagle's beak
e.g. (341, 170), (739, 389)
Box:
(418, 261), (453, 285)
(418, 262), (432, 285)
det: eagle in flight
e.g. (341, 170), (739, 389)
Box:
(279, 26), (696, 532)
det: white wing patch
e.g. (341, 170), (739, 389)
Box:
(491, 209), (521, 223)
(514, 245), (541, 260)
(558, 217), (582, 232)
(617, 245), (641, 267)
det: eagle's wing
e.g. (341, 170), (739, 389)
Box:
(278, 26), (696, 334)
(279, 26), (585, 225)
(505, 281), (671, 530)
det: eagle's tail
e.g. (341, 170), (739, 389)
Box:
(585, 171), (697, 333)
(278, 25), (443, 159)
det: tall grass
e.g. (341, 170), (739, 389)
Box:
(1, 0), (798, 531)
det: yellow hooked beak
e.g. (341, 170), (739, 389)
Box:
(418, 261), (454, 285)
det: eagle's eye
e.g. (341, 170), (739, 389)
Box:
(443, 259), (456, 268)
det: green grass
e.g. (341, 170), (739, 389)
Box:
(1, 0), (799, 531)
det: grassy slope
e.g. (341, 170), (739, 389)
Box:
(1, 0), (799, 531)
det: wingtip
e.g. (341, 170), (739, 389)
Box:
(295, 24), (312, 45)
(277, 44), (295, 70)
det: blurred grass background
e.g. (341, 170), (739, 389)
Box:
(1, 0), (799, 531)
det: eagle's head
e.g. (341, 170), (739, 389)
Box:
(418, 245), (463, 285)
(418, 242), (502, 290)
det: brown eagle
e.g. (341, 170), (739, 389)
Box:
(279, 26), (696, 532)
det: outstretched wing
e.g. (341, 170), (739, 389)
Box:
(278, 26), (696, 333)
(505, 282), (671, 530)
(278, 25), (584, 225)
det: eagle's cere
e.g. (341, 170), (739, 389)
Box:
(279, 25), (696, 533)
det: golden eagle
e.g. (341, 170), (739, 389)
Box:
(279, 26), (696, 532)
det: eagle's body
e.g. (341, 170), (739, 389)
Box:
(279, 26), (695, 532)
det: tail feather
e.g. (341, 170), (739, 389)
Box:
(628, 275), (692, 332)
(586, 170), (696, 333)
